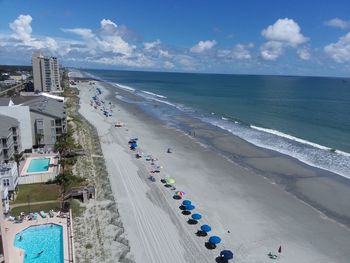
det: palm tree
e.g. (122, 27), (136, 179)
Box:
(13, 152), (24, 175)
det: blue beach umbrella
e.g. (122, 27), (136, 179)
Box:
(185, 205), (195, 211)
(182, 200), (191, 206)
(209, 236), (222, 245)
(220, 250), (234, 260)
(200, 224), (212, 233)
(191, 213), (202, 220)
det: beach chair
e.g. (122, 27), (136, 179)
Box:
(49, 210), (54, 218)
(40, 211), (47, 218)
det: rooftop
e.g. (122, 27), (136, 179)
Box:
(12, 95), (66, 119)
(0, 98), (12, 106)
(0, 114), (19, 138)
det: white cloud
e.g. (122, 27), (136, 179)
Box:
(8, 14), (59, 51)
(324, 32), (350, 63)
(159, 49), (171, 58)
(9, 14), (33, 43)
(260, 18), (308, 60)
(62, 28), (94, 39)
(217, 43), (254, 60)
(143, 39), (161, 50)
(232, 43), (254, 60)
(100, 19), (118, 35)
(262, 18), (308, 47)
(325, 18), (350, 29)
(297, 47), (311, 60)
(164, 61), (175, 69)
(190, 40), (217, 53)
(260, 41), (284, 61)
(64, 18), (135, 57)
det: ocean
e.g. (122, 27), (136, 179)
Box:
(84, 69), (350, 178)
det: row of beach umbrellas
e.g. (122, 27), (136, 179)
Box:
(134, 142), (234, 261)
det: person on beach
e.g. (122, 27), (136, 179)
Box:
(278, 246), (282, 253)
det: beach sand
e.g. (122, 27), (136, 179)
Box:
(73, 73), (350, 263)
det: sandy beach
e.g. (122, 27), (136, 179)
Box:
(72, 72), (350, 263)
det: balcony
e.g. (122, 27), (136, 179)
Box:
(2, 139), (14, 149)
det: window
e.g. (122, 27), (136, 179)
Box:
(55, 119), (62, 126)
(51, 120), (55, 126)
(3, 179), (9, 187)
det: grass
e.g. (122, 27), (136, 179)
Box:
(11, 183), (61, 204)
(10, 202), (61, 216)
(69, 199), (85, 217)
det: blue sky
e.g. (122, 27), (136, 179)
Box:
(0, 0), (350, 77)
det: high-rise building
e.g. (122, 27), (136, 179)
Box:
(32, 53), (61, 92)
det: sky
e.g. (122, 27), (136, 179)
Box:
(0, 0), (350, 77)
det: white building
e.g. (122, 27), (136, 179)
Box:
(0, 163), (18, 213)
(0, 105), (32, 151)
(32, 53), (61, 92)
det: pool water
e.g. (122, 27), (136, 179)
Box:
(27, 158), (50, 173)
(14, 224), (64, 263)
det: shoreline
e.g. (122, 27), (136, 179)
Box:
(73, 71), (350, 263)
(87, 74), (350, 227)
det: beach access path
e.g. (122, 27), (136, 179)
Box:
(76, 77), (350, 263)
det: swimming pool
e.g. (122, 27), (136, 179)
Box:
(14, 224), (64, 263)
(27, 158), (50, 173)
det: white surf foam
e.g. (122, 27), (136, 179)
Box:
(114, 83), (136, 92)
(250, 125), (350, 157)
(141, 90), (167, 99)
(201, 117), (350, 179)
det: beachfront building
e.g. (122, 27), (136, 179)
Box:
(0, 103), (33, 151)
(32, 53), (61, 92)
(0, 162), (18, 201)
(14, 96), (67, 147)
(0, 115), (21, 163)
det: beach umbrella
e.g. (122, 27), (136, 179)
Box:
(165, 178), (176, 185)
(185, 205), (195, 211)
(182, 200), (191, 206)
(191, 214), (202, 220)
(200, 224), (212, 233)
(175, 191), (185, 196)
(220, 250), (234, 260)
(209, 236), (221, 245)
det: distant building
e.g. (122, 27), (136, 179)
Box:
(32, 53), (61, 92)
(0, 115), (21, 163)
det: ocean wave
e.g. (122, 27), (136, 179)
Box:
(250, 125), (350, 157)
(202, 117), (350, 178)
(114, 83), (136, 92)
(250, 125), (330, 150)
(221, 117), (228, 121)
(141, 90), (167, 99)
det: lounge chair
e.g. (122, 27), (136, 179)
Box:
(39, 211), (47, 218)
(49, 210), (54, 218)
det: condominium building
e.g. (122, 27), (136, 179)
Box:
(0, 162), (18, 200)
(0, 115), (21, 163)
(32, 53), (61, 92)
(14, 96), (67, 146)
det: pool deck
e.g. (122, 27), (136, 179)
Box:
(2, 211), (73, 263)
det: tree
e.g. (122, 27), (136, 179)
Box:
(11, 152), (24, 178)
